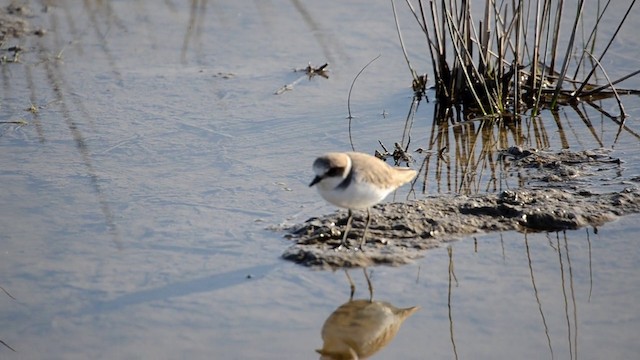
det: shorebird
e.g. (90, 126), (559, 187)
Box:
(309, 152), (417, 250)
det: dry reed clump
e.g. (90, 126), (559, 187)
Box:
(394, 0), (639, 118)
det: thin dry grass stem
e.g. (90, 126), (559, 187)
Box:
(549, 0), (565, 74)
(400, 96), (421, 148)
(571, 0), (612, 80)
(550, 0), (584, 108)
(392, 0), (419, 86)
(0, 285), (15, 300)
(0, 339), (16, 352)
(346, 55), (381, 151)
(582, 51), (626, 119)
(581, 70), (640, 97)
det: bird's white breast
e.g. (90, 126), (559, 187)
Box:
(315, 176), (392, 210)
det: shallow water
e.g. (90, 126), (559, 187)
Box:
(0, 1), (639, 359)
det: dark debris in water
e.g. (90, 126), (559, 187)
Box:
(278, 149), (640, 269)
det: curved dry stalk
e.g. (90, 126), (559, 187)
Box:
(581, 51), (627, 119)
(347, 55), (381, 151)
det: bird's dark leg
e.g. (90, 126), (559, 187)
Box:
(364, 268), (373, 302)
(356, 208), (371, 251)
(334, 209), (353, 250)
(344, 269), (355, 301)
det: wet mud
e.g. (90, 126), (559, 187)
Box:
(281, 149), (640, 268)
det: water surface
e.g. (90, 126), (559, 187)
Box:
(0, 1), (639, 359)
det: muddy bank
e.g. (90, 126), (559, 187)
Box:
(280, 149), (640, 268)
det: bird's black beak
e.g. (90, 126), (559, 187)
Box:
(309, 176), (322, 187)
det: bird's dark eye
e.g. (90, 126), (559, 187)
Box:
(326, 167), (344, 177)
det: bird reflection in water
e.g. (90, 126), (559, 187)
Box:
(316, 269), (419, 359)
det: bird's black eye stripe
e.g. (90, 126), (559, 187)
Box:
(326, 167), (344, 177)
